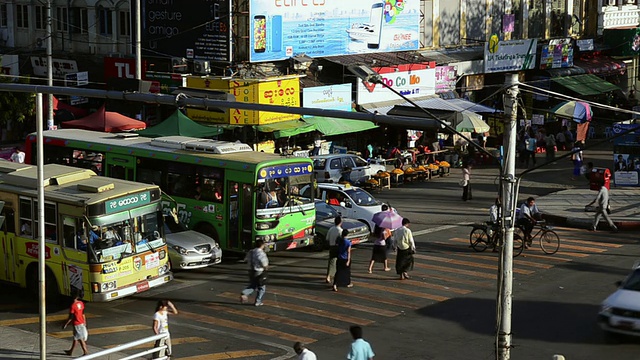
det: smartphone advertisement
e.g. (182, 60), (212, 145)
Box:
(249, 0), (419, 62)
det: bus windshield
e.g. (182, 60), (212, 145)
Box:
(256, 173), (313, 215)
(86, 211), (164, 263)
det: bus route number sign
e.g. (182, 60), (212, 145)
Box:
(259, 164), (313, 179)
(107, 191), (151, 214)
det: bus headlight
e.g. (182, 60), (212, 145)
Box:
(172, 245), (187, 255)
(158, 264), (169, 275)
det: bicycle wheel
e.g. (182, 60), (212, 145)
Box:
(512, 233), (524, 258)
(540, 230), (560, 254)
(469, 228), (489, 252)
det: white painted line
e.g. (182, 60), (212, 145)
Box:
(413, 222), (472, 236)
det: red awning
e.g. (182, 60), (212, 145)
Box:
(62, 106), (146, 132)
(575, 56), (626, 76)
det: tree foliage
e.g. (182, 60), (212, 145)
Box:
(0, 76), (35, 126)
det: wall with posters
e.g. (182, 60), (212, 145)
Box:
(249, 0), (420, 62)
(435, 66), (457, 94)
(540, 38), (573, 70)
(142, 0), (231, 62)
(302, 84), (352, 116)
(185, 77), (300, 125)
(356, 63), (436, 105)
(612, 123), (640, 187)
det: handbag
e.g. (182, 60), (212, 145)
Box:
(459, 179), (468, 187)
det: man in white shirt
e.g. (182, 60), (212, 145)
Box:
(241, 240), (269, 306)
(586, 182), (618, 232)
(293, 342), (317, 360)
(325, 216), (343, 283)
(10, 147), (25, 163)
(393, 218), (415, 280)
(516, 197), (541, 245)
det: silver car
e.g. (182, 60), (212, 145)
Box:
(312, 154), (386, 184)
(164, 215), (222, 270)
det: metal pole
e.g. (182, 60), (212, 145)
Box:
(36, 93), (46, 360)
(134, 0), (141, 80)
(46, 0), (54, 129)
(498, 73), (519, 360)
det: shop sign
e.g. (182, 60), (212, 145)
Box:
(248, 0), (420, 62)
(142, 0), (231, 62)
(104, 57), (145, 80)
(65, 72), (89, 87)
(356, 63), (436, 105)
(540, 38), (573, 70)
(484, 37), (537, 73)
(186, 77), (300, 125)
(30, 57), (78, 79)
(576, 39), (594, 51)
(302, 84), (352, 117)
(258, 164), (314, 179)
(435, 66), (457, 93)
(145, 71), (185, 94)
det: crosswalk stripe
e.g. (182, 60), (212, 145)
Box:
(202, 303), (345, 335)
(455, 253), (553, 269)
(554, 243), (607, 253)
(48, 324), (148, 338)
(0, 313), (98, 326)
(518, 252), (572, 262)
(560, 237), (623, 248)
(271, 289), (400, 317)
(425, 272), (493, 288)
(323, 287), (421, 309)
(351, 280), (450, 302)
(104, 337), (209, 349)
(217, 292), (373, 326)
(179, 350), (272, 360)
(179, 310), (315, 344)
(412, 261), (496, 279)
(359, 267), (471, 295)
(413, 254), (535, 275)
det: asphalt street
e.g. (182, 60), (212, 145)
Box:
(1, 143), (638, 359)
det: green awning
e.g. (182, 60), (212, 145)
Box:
(137, 110), (223, 138)
(551, 74), (620, 96)
(255, 120), (317, 139)
(302, 116), (378, 136)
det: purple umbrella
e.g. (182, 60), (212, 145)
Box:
(372, 210), (403, 230)
(550, 101), (592, 123)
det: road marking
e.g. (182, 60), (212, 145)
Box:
(107, 280), (208, 308)
(351, 280), (450, 302)
(413, 253), (535, 275)
(424, 272), (493, 288)
(271, 288), (400, 317)
(179, 350), (272, 360)
(411, 262), (496, 279)
(413, 223), (470, 237)
(179, 310), (316, 344)
(358, 271), (471, 295)
(323, 286), (420, 309)
(455, 253), (553, 269)
(560, 237), (623, 248)
(104, 337), (209, 349)
(48, 324), (148, 338)
(217, 292), (374, 326)
(0, 313), (98, 326)
(552, 243), (607, 253)
(201, 303), (345, 335)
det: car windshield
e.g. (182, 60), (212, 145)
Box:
(164, 215), (187, 234)
(622, 269), (640, 291)
(313, 158), (327, 169)
(315, 201), (339, 220)
(256, 174), (314, 210)
(344, 188), (379, 206)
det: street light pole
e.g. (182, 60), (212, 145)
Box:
(46, 0), (54, 130)
(497, 73), (519, 360)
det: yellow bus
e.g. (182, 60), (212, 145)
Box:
(0, 162), (172, 302)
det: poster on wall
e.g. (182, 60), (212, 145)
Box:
(612, 123), (640, 186)
(142, 0), (231, 62)
(540, 38), (573, 70)
(249, 0), (420, 62)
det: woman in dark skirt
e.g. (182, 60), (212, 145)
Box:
(332, 229), (353, 291)
(368, 225), (391, 273)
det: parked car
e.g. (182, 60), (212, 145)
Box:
(164, 214), (222, 270)
(598, 261), (640, 337)
(314, 200), (370, 249)
(302, 183), (393, 233)
(312, 154), (386, 184)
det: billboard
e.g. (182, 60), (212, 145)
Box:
(484, 36), (537, 73)
(302, 84), (352, 117)
(612, 124), (640, 187)
(142, 0), (231, 62)
(249, 0), (420, 62)
(356, 63), (436, 105)
(540, 38), (573, 70)
(185, 77), (300, 125)
(435, 66), (457, 93)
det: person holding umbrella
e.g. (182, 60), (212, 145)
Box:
(368, 205), (400, 273)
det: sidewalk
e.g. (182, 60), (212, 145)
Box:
(538, 187), (640, 231)
(0, 326), (126, 360)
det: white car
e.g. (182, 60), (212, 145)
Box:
(312, 154), (386, 184)
(598, 262), (640, 337)
(164, 215), (222, 270)
(302, 183), (391, 233)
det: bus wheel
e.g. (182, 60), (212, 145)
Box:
(26, 265), (38, 298)
(45, 269), (60, 306)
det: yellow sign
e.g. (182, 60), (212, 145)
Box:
(185, 77), (300, 125)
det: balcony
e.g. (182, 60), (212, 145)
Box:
(602, 4), (640, 29)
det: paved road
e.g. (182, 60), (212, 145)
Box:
(1, 224), (638, 359)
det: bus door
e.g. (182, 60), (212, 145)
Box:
(0, 207), (16, 282)
(227, 181), (253, 252)
(105, 154), (135, 180)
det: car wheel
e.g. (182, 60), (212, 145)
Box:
(603, 330), (623, 344)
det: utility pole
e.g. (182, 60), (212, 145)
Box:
(46, 0), (54, 129)
(134, 0), (142, 80)
(498, 73), (519, 359)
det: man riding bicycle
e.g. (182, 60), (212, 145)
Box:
(516, 197), (542, 247)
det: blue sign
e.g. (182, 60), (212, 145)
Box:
(249, 1), (420, 62)
(258, 164), (314, 179)
(106, 191), (151, 214)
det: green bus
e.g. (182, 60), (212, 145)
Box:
(26, 129), (316, 252)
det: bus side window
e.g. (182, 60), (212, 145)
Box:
(19, 198), (33, 238)
(62, 216), (78, 249)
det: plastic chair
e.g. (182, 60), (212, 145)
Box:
(605, 127), (613, 138)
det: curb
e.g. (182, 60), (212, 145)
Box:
(545, 214), (640, 231)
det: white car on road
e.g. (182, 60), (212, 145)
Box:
(598, 262), (640, 337)
(312, 154), (386, 184)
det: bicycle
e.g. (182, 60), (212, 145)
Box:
(515, 219), (560, 255)
(469, 222), (524, 257)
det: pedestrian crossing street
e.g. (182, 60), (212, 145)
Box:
(0, 226), (630, 359)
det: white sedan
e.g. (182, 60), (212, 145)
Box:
(164, 215), (222, 270)
(598, 262), (640, 337)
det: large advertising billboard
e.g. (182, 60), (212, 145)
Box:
(142, 0), (231, 62)
(484, 36), (537, 73)
(249, 0), (420, 62)
(356, 63), (436, 105)
(302, 84), (352, 117)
